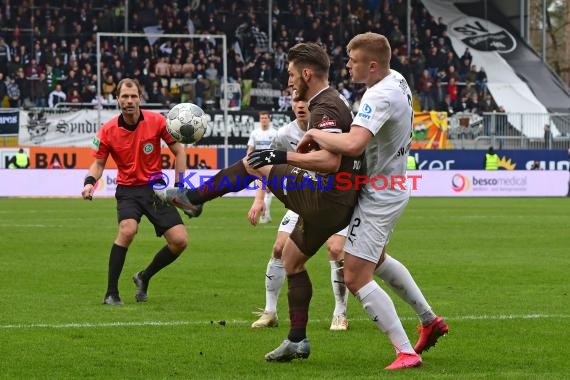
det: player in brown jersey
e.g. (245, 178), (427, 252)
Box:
(156, 43), (364, 360)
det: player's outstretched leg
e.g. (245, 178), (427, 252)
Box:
(155, 159), (256, 218)
(156, 188), (203, 218)
(374, 254), (448, 353)
(414, 316), (449, 354)
(264, 339), (311, 362)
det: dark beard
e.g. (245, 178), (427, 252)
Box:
(294, 79), (310, 101)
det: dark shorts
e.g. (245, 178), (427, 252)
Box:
(116, 185), (183, 237)
(267, 165), (353, 256)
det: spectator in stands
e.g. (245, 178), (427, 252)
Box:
(480, 93), (496, 113)
(155, 57), (171, 79)
(0, 72), (7, 106)
(458, 57), (471, 82)
(32, 72), (49, 107)
(460, 82), (477, 100)
(467, 94), (480, 114)
(6, 76), (21, 107)
(454, 94), (469, 114)
(447, 77), (459, 105)
(102, 74), (116, 102)
(425, 46), (443, 78)
(443, 50), (459, 71)
(0, 36), (10, 72)
(460, 48), (473, 66)
(476, 66), (488, 94)
(277, 88), (291, 111)
(418, 69), (435, 111)
(69, 89), (83, 105)
(48, 83), (66, 108)
(544, 124), (553, 149)
(409, 47), (426, 81)
(437, 94), (455, 116)
(465, 65), (478, 84)
(337, 82), (352, 103)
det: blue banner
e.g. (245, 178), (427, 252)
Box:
(215, 149), (569, 171)
(411, 150), (569, 171)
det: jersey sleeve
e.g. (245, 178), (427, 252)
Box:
(352, 91), (392, 136)
(91, 128), (110, 159)
(270, 128), (290, 151)
(309, 104), (342, 134)
(159, 114), (177, 145)
(247, 131), (255, 148)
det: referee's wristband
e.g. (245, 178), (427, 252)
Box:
(84, 176), (97, 186)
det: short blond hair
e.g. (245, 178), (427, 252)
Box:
(347, 32), (391, 69)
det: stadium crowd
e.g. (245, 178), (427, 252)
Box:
(0, 0), (498, 115)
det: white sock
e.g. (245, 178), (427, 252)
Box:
(330, 260), (348, 316)
(264, 257), (285, 313)
(375, 254), (436, 325)
(356, 281), (415, 354)
(264, 192), (273, 218)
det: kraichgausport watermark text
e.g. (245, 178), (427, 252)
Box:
(149, 172), (422, 191)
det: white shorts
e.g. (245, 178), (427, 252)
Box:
(277, 210), (299, 234)
(278, 210), (349, 237)
(343, 198), (409, 263)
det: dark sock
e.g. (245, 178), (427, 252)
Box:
(287, 271), (313, 342)
(141, 245), (179, 281)
(194, 159), (254, 202)
(106, 244), (127, 296)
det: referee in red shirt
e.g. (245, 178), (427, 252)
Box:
(82, 78), (188, 305)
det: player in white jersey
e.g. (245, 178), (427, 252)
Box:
(298, 33), (448, 370)
(247, 111), (278, 223)
(248, 95), (350, 331)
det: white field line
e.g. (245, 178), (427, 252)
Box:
(1, 313), (568, 330)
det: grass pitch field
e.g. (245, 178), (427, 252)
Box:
(0, 197), (568, 379)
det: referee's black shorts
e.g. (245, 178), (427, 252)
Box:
(116, 185), (183, 236)
(267, 165), (353, 257)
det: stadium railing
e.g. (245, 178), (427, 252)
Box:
(447, 112), (570, 150)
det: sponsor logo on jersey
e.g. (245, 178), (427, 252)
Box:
(91, 136), (100, 151)
(448, 17), (516, 53)
(143, 143), (154, 154)
(357, 103), (373, 120)
(317, 115), (337, 128)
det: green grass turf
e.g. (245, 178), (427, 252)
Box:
(0, 197), (568, 379)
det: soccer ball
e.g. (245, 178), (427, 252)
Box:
(166, 103), (209, 144)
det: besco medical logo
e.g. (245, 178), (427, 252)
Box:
(451, 173), (471, 192)
(448, 17), (516, 54)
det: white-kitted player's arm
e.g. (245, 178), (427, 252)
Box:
(298, 126), (372, 157)
(247, 184), (266, 226)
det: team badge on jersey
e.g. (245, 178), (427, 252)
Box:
(143, 143), (154, 154)
(317, 115), (337, 129)
(281, 216), (290, 225)
(91, 136), (100, 151)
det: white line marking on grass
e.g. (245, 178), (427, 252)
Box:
(1, 313), (568, 330)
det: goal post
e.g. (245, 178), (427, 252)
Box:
(96, 32), (231, 167)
